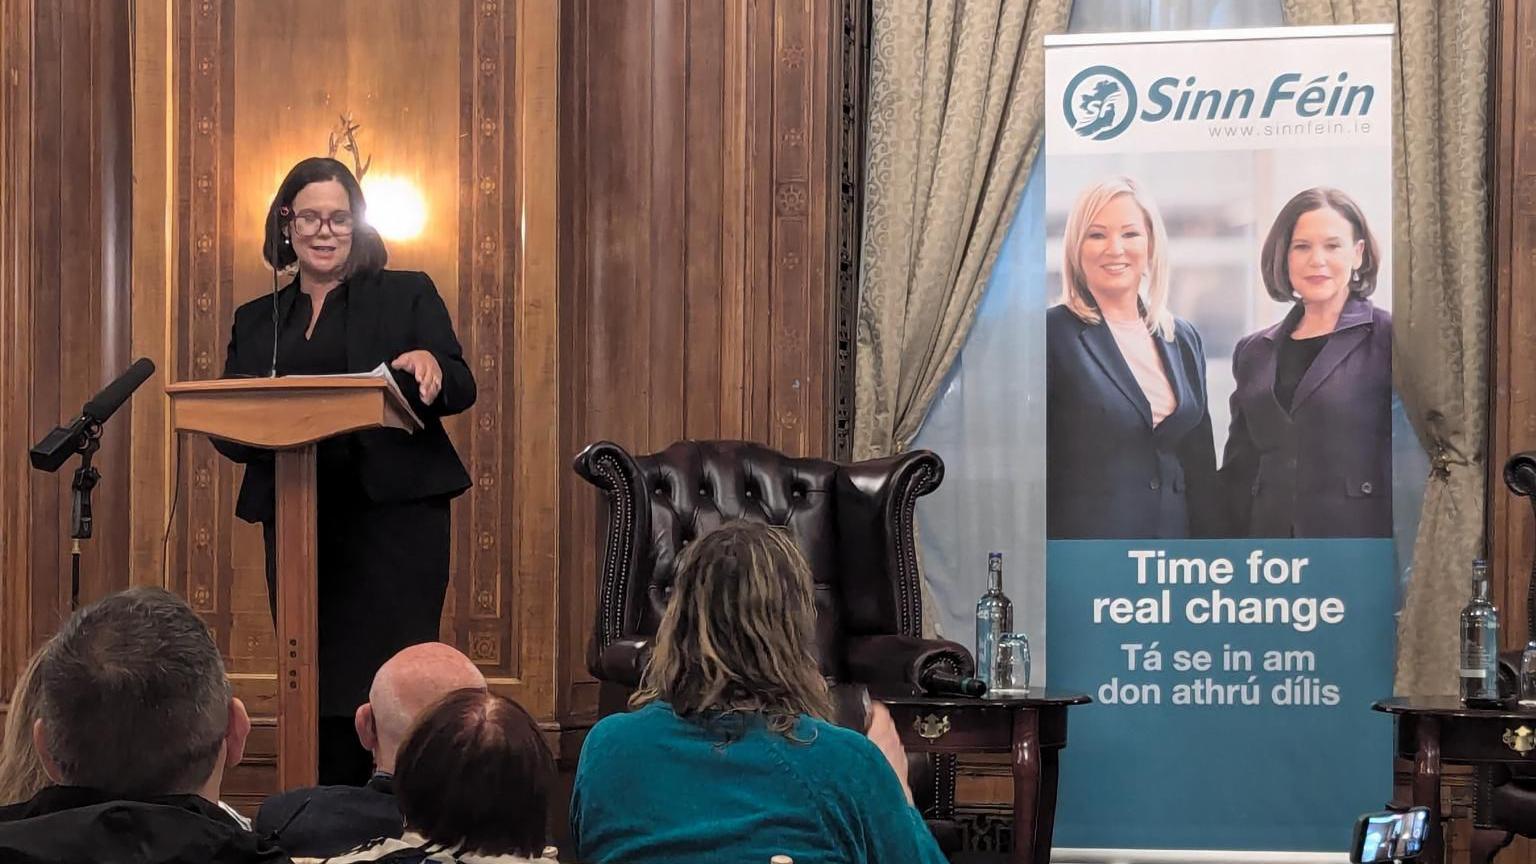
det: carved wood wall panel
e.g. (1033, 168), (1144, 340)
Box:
(149, 3), (567, 802)
(174, 0), (239, 682)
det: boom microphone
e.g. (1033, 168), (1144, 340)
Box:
(30, 358), (156, 472)
(83, 357), (155, 424)
(918, 667), (988, 698)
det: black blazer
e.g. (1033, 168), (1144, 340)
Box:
(0, 785), (289, 864)
(1220, 296), (1393, 537)
(1046, 304), (1220, 539)
(217, 269), (475, 523)
(255, 774), (402, 859)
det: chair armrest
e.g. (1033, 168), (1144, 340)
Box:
(837, 450), (944, 637)
(573, 441), (653, 669)
(845, 633), (975, 686)
(592, 637), (653, 688)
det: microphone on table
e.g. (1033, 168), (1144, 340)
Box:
(30, 357), (156, 472)
(918, 667), (989, 698)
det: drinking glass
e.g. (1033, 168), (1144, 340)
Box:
(988, 632), (1031, 697)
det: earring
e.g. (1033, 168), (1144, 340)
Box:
(1351, 269), (1360, 283)
(283, 236), (291, 245)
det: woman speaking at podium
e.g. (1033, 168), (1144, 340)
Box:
(214, 156), (475, 784)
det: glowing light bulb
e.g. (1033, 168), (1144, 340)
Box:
(362, 175), (427, 241)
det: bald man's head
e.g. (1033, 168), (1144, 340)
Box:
(354, 643), (486, 773)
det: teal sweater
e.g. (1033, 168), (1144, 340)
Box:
(570, 702), (947, 864)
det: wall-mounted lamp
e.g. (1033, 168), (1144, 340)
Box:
(327, 112), (428, 242)
(363, 175), (428, 242)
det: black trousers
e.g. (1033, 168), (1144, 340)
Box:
(262, 484), (451, 785)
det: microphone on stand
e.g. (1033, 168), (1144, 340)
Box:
(28, 356), (156, 610)
(30, 358), (156, 472)
(269, 204), (291, 377)
(918, 666), (989, 698)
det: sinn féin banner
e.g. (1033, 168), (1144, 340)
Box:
(1043, 25), (1397, 857)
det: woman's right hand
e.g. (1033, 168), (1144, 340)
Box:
(865, 701), (914, 805)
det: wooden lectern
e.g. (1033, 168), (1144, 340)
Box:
(166, 376), (421, 788)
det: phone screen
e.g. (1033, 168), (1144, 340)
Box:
(1351, 808), (1429, 863)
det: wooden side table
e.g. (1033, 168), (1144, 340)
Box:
(1374, 697), (1536, 864)
(874, 687), (1091, 864)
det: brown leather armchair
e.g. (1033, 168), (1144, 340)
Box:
(573, 439), (973, 845)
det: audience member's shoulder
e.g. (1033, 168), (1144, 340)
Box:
(748, 713), (882, 776)
(583, 702), (672, 751)
(253, 786), (313, 833)
(792, 714), (882, 759)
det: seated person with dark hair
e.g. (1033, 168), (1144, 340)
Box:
(0, 587), (287, 864)
(257, 643), (486, 857)
(304, 688), (557, 863)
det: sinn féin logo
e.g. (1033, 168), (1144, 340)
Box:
(1063, 65), (1137, 141)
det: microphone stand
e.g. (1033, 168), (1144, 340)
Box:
(66, 422), (102, 611)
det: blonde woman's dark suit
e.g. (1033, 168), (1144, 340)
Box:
(1046, 305), (1220, 539)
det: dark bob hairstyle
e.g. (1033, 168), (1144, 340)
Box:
(394, 688), (555, 858)
(1259, 186), (1381, 303)
(261, 156), (388, 279)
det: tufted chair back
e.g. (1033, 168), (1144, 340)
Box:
(574, 440), (969, 697)
(625, 442), (849, 676)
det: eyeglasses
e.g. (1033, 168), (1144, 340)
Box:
(289, 209), (355, 237)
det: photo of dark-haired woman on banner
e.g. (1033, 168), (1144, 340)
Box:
(1221, 186), (1393, 538)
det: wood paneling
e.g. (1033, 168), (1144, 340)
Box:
(1482, 3), (1532, 862)
(3, 0), (854, 818)
(556, 0), (848, 719)
(1490, 0), (1536, 650)
(143, 0), (566, 788)
(560, 0), (838, 458)
(0, 0), (134, 696)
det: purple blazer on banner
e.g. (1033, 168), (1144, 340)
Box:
(1221, 295), (1393, 538)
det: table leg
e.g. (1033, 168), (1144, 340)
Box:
(1012, 708), (1043, 864)
(275, 447), (319, 789)
(1413, 716), (1443, 864)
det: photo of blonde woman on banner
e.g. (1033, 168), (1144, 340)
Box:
(1045, 153), (1392, 541)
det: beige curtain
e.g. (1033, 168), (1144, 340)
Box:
(854, 0), (1071, 460)
(1283, 0), (1492, 695)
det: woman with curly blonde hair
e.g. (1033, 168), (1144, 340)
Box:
(570, 521), (944, 864)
